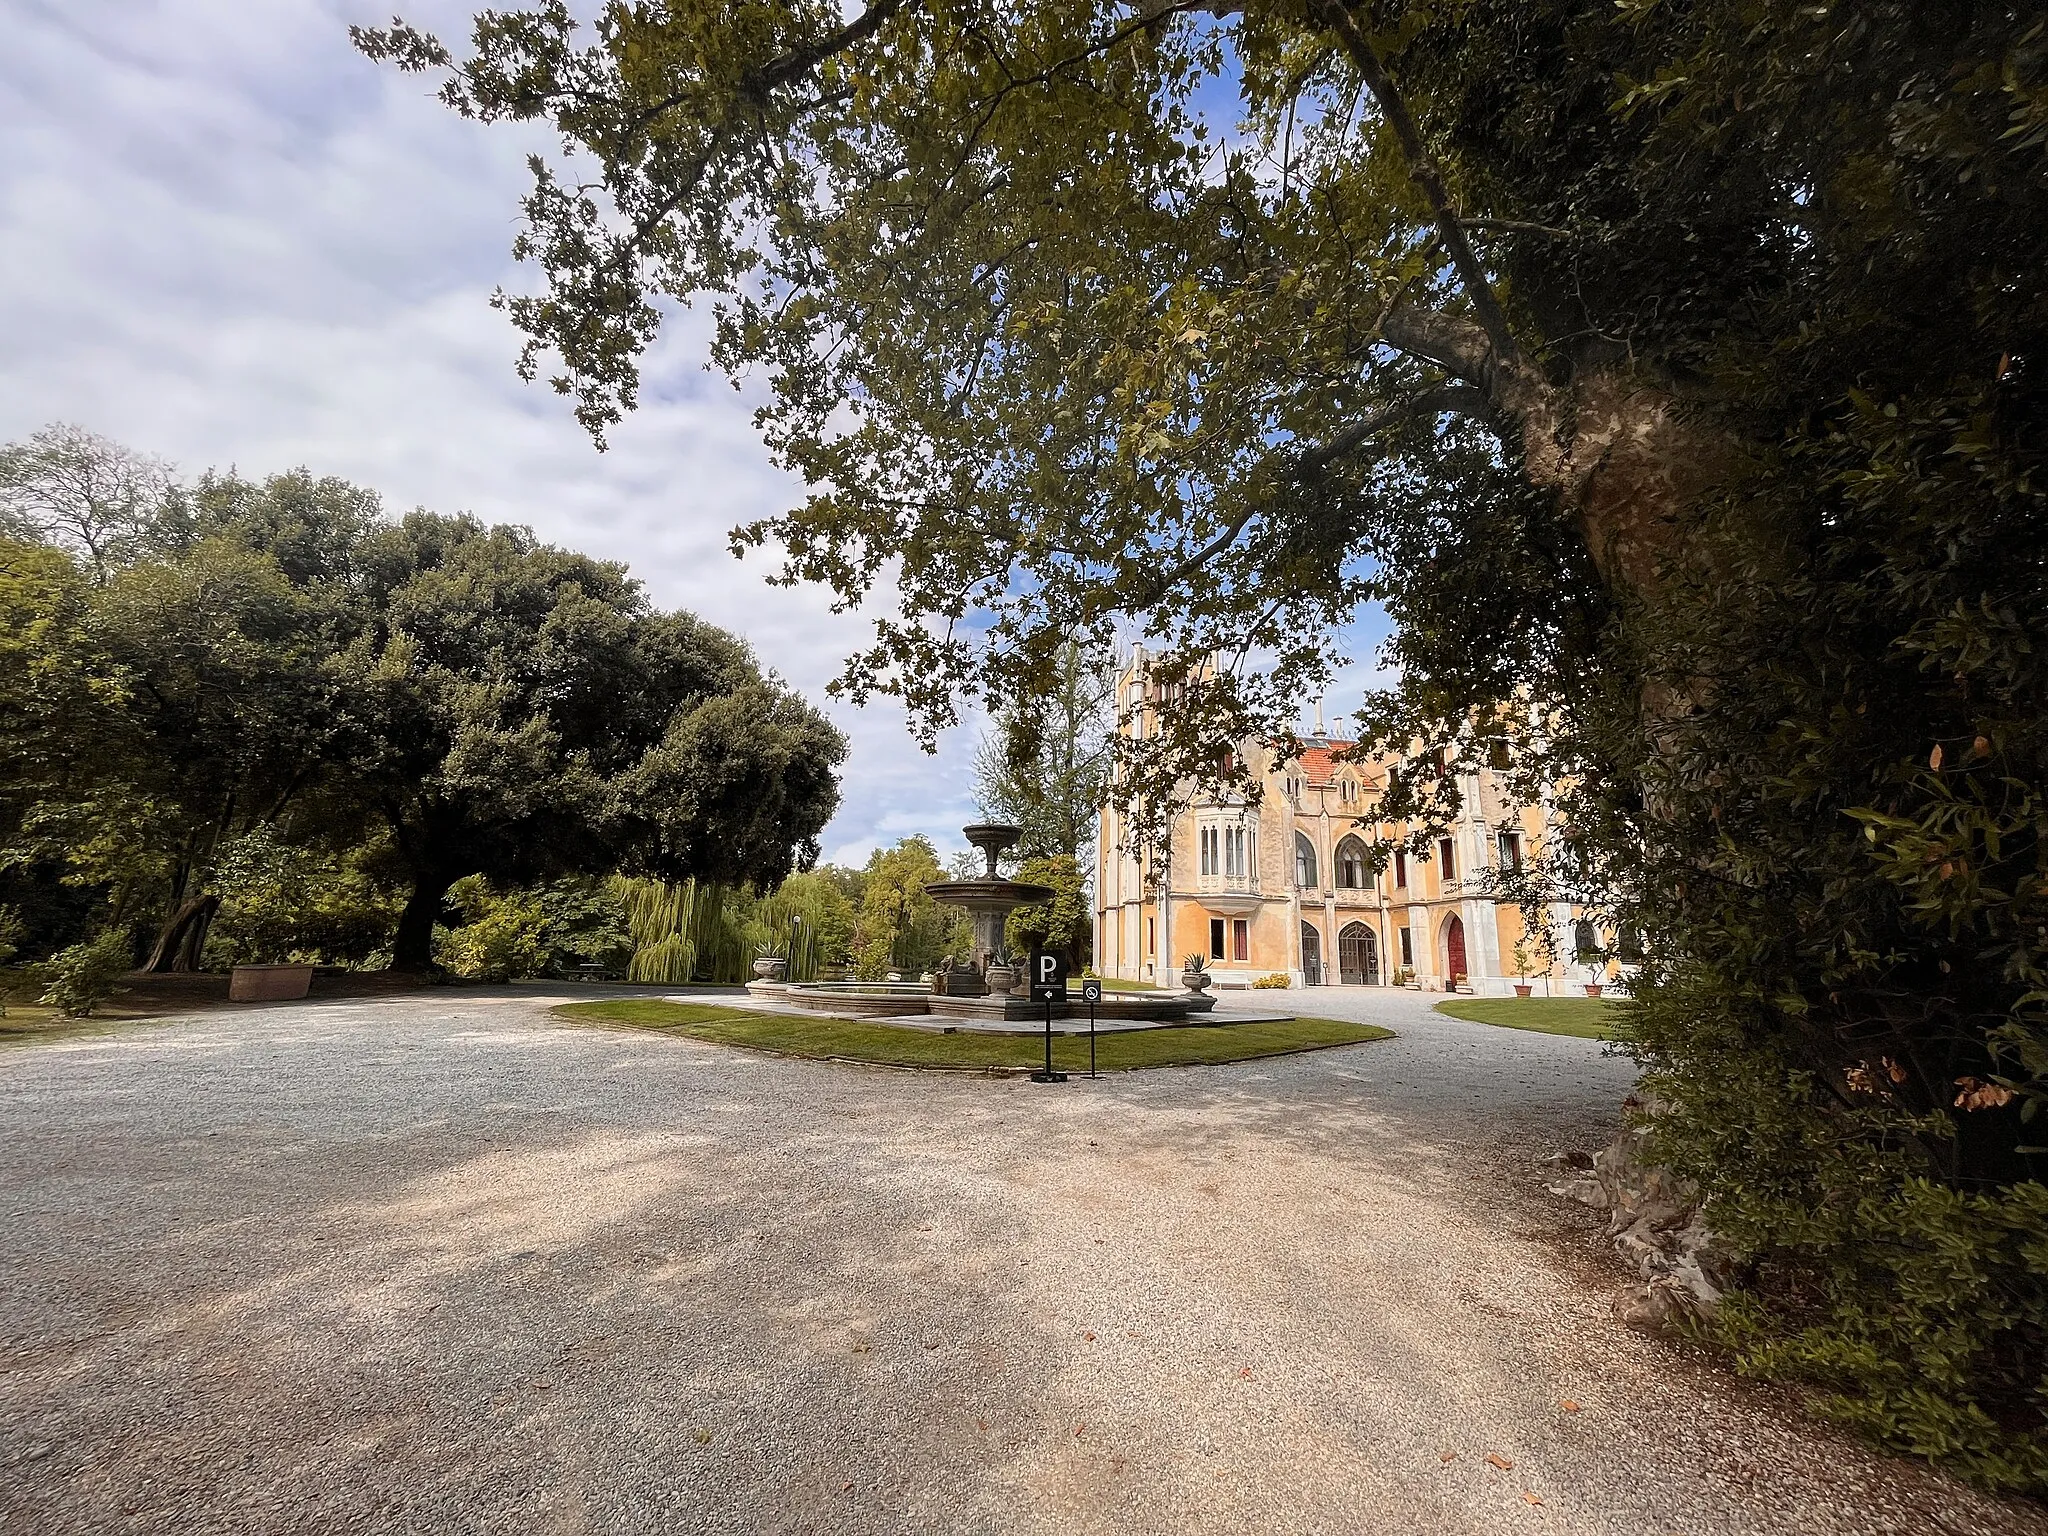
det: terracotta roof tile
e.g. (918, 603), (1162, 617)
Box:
(1295, 743), (1360, 787)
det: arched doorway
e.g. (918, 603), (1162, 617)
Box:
(1444, 914), (1468, 985)
(1300, 921), (1323, 985)
(1338, 922), (1378, 985)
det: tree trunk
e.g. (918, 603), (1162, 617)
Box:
(391, 869), (456, 972)
(145, 892), (220, 973)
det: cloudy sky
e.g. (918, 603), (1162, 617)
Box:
(0, 1), (1386, 867)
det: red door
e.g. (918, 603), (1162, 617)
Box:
(1445, 915), (1467, 983)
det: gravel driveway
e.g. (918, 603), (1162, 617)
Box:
(0, 987), (2032, 1535)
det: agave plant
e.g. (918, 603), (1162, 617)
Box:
(1181, 953), (1209, 973)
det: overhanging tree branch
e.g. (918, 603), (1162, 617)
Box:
(1138, 383), (1485, 601)
(1311, 0), (1520, 372)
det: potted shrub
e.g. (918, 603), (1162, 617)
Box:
(1511, 940), (1536, 998)
(984, 953), (1016, 995)
(752, 943), (787, 982)
(1179, 952), (1213, 994)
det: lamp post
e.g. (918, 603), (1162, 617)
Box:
(789, 913), (802, 982)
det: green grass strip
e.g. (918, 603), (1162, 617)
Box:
(1432, 996), (1623, 1040)
(555, 999), (1393, 1072)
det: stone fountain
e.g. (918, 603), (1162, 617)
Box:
(766, 822), (1192, 1023)
(922, 824), (1054, 995)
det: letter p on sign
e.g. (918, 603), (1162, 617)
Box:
(1030, 952), (1068, 1002)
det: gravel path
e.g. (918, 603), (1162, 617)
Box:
(0, 987), (2033, 1535)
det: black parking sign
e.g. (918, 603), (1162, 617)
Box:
(1029, 951), (1068, 1002)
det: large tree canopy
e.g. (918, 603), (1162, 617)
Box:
(362, 0), (2047, 1484)
(338, 508), (848, 966)
(0, 442), (849, 973)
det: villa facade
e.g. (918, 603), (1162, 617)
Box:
(1094, 653), (1604, 996)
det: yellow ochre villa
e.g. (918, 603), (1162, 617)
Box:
(1094, 651), (1609, 997)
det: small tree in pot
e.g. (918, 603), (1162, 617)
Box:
(1511, 940), (1536, 999)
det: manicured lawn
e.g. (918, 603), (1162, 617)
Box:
(1433, 996), (1623, 1041)
(1089, 976), (1159, 992)
(556, 999), (1393, 1071)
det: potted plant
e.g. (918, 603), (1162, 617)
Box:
(752, 943), (787, 982)
(1179, 953), (1213, 994)
(1584, 979), (1604, 998)
(1511, 940), (1536, 998)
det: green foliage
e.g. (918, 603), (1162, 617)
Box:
(1004, 853), (1090, 967)
(200, 827), (401, 968)
(368, 0), (2048, 1486)
(435, 894), (552, 983)
(0, 437), (848, 976)
(618, 877), (704, 984)
(973, 637), (1114, 860)
(435, 877), (633, 982)
(852, 837), (971, 979)
(36, 929), (132, 1017)
(615, 872), (851, 984)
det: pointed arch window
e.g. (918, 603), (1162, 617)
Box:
(1335, 836), (1369, 889)
(1295, 832), (1318, 889)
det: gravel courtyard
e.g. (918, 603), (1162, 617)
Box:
(0, 988), (2032, 1536)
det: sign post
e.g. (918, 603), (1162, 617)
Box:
(1029, 952), (1068, 1083)
(1081, 977), (1102, 1078)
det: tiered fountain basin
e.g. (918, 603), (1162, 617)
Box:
(773, 982), (934, 1018)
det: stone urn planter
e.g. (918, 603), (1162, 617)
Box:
(1584, 983), (1604, 998)
(1514, 983), (1534, 998)
(752, 956), (787, 981)
(984, 963), (1016, 996)
(1180, 969), (1212, 996)
(229, 963), (314, 1002)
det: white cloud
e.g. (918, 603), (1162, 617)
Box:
(0, 0), (983, 867)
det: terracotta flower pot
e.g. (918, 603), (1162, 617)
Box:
(229, 964), (313, 1002)
(1514, 983), (1533, 997)
(1584, 983), (1604, 998)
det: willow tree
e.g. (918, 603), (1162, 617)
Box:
(359, 2), (2047, 1483)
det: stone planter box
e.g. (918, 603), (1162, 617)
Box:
(229, 964), (314, 1002)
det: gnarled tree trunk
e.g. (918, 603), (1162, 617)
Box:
(390, 868), (457, 972)
(145, 891), (220, 973)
